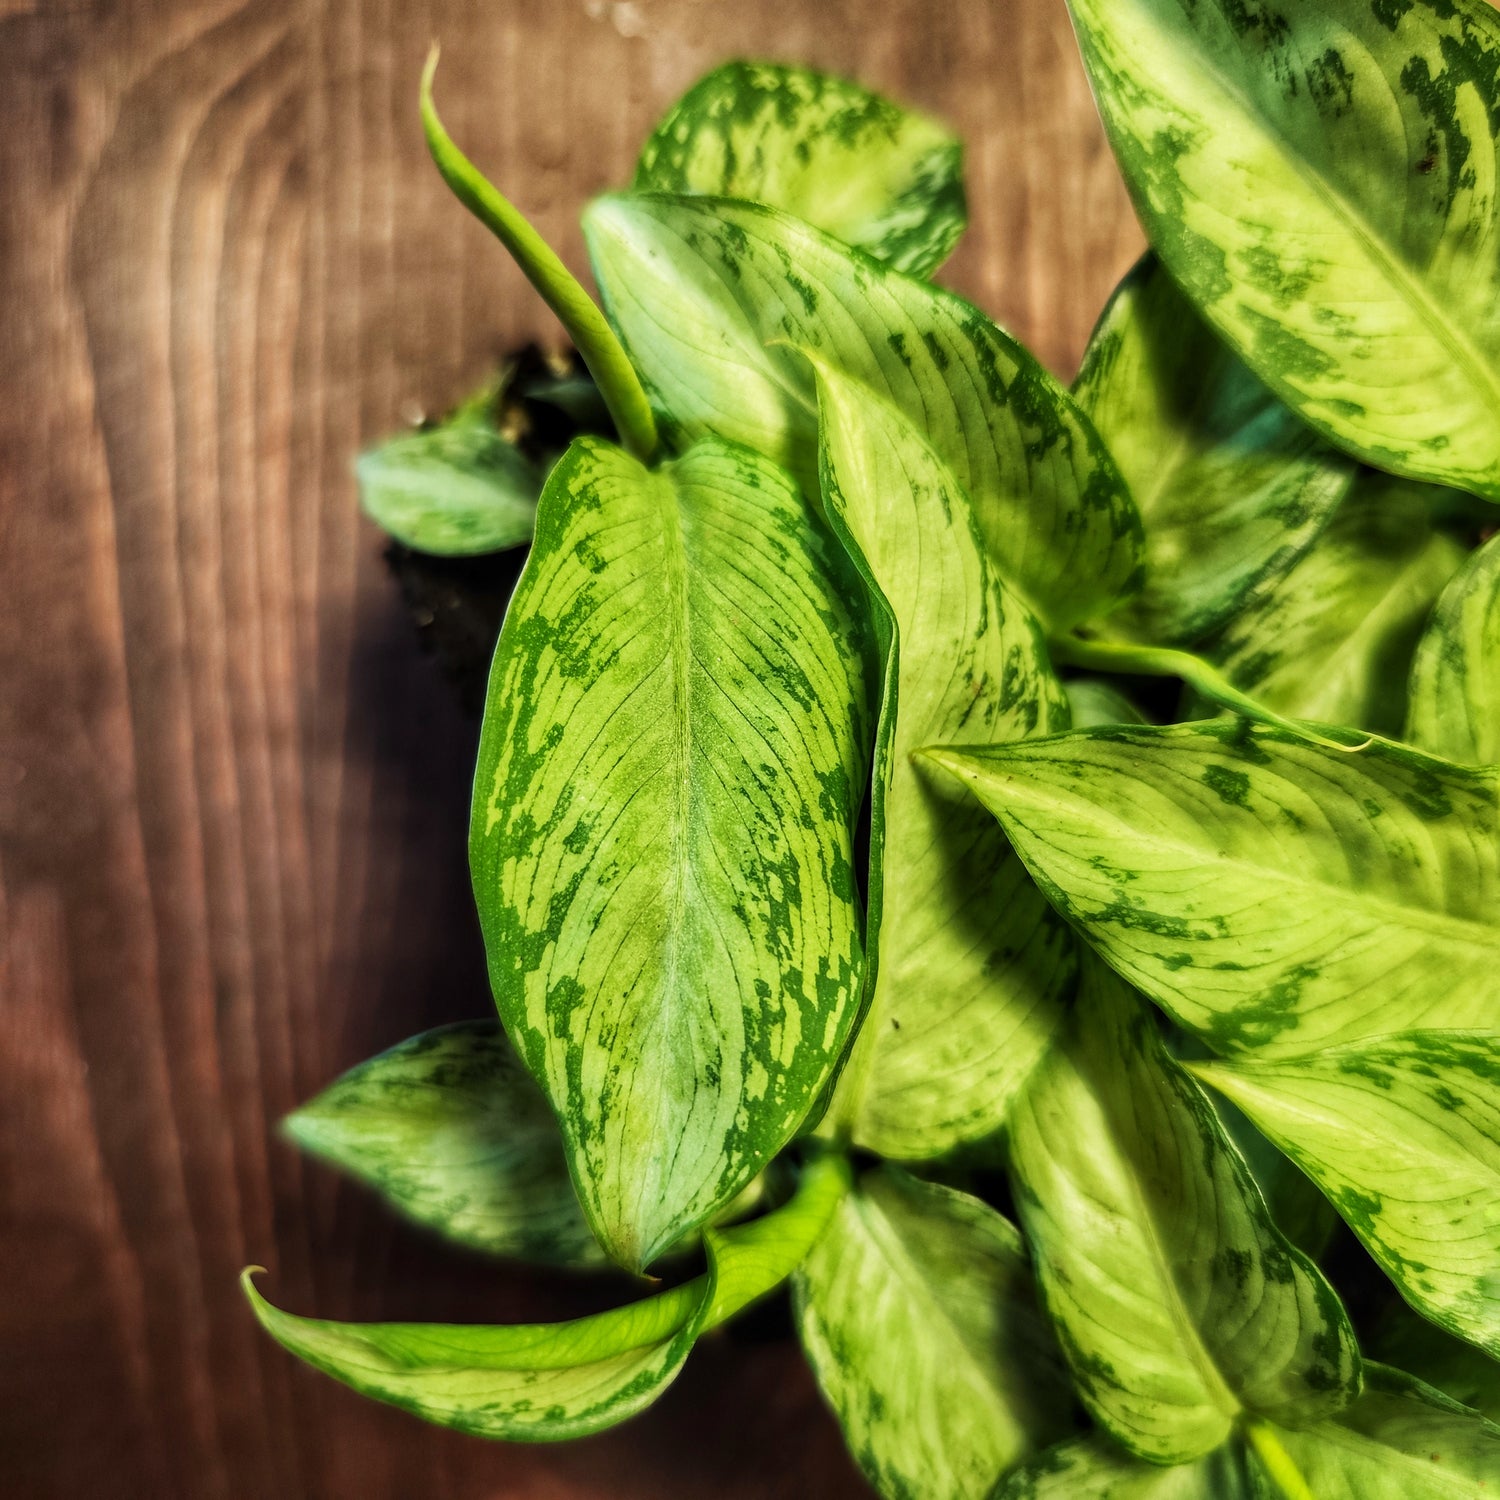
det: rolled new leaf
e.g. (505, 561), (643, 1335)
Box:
(633, 61), (965, 277)
(1407, 532), (1500, 764)
(1193, 1033), (1500, 1359)
(1269, 1364), (1500, 1498)
(470, 435), (870, 1270)
(1203, 472), (1466, 738)
(925, 722), (1500, 1057)
(794, 1166), (1072, 1500)
(1005, 958), (1358, 1464)
(1065, 0), (1500, 499)
(284, 1021), (604, 1266)
(809, 358), (1073, 1156)
(1073, 254), (1353, 646)
(356, 385), (541, 556)
(244, 1152), (849, 1442)
(582, 193), (1142, 632)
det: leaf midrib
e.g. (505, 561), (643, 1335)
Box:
(1110, 0), (1500, 431)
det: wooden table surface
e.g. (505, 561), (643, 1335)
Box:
(0, 1), (1141, 1494)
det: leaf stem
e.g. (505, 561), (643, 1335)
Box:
(420, 47), (659, 464)
(1051, 633), (1370, 752)
(1244, 1419), (1317, 1500)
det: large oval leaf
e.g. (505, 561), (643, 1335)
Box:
(811, 359), (1072, 1157)
(998, 1434), (1272, 1499)
(1407, 532), (1500, 764)
(284, 1022), (604, 1267)
(1073, 254), (1353, 645)
(1065, 0), (1500, 498)
(1204, 472), (1467, 738)
(794, 1165), (1072, 1500)
(926, 722), (1500, 1056)
(1194, 1032), (1500, 1359)
(244, 1153), (848, 1441)
(1007, 958), (1358, 1464)
(1272, 1364), (1500, 1498)
(633, 62), (965, 277)
(582, 193), (1142, 630)
(470, 435), (870, 1270)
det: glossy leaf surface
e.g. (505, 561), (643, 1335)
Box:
(1065, 0), (1500, 497)
(928, 722), (1500, 1056)
(998, 1433), (1271, 1499)
(1273, 1364), (1500, 1498)
(633, 61), (965, 276)
(1074, 255), (1352, 645)
(471, 436), (868, 1269)
(795, 1166), (1071, 1500)
(1205, 473), (1466, 738)
(1007, 959), (1357, 1463)
(812, 360), (1072, 1157)
(284, 1021), (604, 1266)
(356, 388), (540, 555)
(1407, 532), (1500, 764)
(245, 1153), (849, 1441)
(1195, 1033), (1500, 1358)
(583, 193), (1142, 630)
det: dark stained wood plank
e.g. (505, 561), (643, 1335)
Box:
(0, 2), (1142, 1495)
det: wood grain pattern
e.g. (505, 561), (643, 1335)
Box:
(0, 1), (1141, 1495)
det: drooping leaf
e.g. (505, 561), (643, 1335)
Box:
(582, 193), (1142, 630)
(1064, 0), (1500, 499)
(1203, 472), (1467, 737)
(1407, 532), (1500, 764)
(356, 386), (541, 555)
(470, 435), (870, 1270)
(1073, 254), (1353, 645)
(809, 358), (1072, 1158)
(284, 1021), (604, 1267)
(1006, 957), (1358, 1464)
(926, 721), (1500, 1057)
(794, 1165), (1073, 1500)
(997, 1432), (1272, 1499)
(1270, 1363), (1500, 1498)
(244, 1152), (848, 1441)
(1064, 677), (1151, 729)
(1193, 1032), (1500, 1359)
(633, 61), (965, 277)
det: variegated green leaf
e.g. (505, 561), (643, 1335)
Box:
(1073, 254), (1353, 645)
(1064, 678), (1151, 729)
(244, 1152), (848, 1441)
(1194, 1033), (1500, 1359)
(284, 1021), (604, 1267)
(357, 384), (541, 555)
(1408, 532), (1500, 764)
(793, 1165), (1072, 1500)
(470, 435), (869, 1270)
(1065, 0), (1500, 498)
(926, 722), (1500, 1057)
(1204, 473), (1467, 738)
(1007, 958), (1358, 1464)
(633, 62), (965, 277)
(582, 193), (1142, 630)
(809, 359), (1072, 1158)
(998, 1433), (1272, 1499)
(1271, 1364), (1500, 1498)
(1372, 1305), (1500, 1422)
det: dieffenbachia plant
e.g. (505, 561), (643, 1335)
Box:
(251, 14), (1500, 1497)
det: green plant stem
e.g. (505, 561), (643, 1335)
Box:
(420, 47), (659, 464)
(1051, 633), (1370, 752)
(1244, 1419), (1317, 1500)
